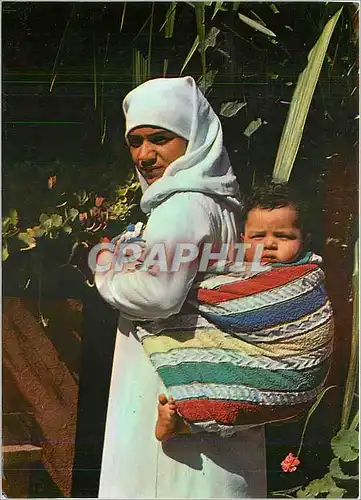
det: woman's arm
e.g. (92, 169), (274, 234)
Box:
(94, 193), (215, 320)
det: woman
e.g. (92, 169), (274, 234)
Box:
(95, 76), (267, 498)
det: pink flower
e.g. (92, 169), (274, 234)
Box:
(95, 196), (105, 207)
(281, 453), (300, 473)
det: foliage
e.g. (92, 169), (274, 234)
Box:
(272, 239), (359, 499)
(2, 172), (140, 266)
(272, 8), (343, 182)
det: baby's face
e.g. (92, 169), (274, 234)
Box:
(242, 205), (303, 264)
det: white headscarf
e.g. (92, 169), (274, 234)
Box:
(122, 76), (242, 214)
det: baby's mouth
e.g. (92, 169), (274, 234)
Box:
(261, 255), (277, 263)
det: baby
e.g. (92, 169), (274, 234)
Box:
(155, 180), (313, 441)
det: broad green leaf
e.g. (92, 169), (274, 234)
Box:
(39, 213), (50, 224)
(329, 457), (359, 480)
(243, 118), (263, 137)
(62, 225), (73, 234)
(18, 231), (36, 251)
(2, 244), (9, 261)
(198, 69), (218, 95)
(51, 214), (63, 228)
(238, 12), (276, 37)
(39, 213), (52, 231)
(272, 8), (342, 182)
(297, 474), (345, 498)
(331, 429), (359, 461)
(9, 209), (18, 225)
(220, 100), (247, 117)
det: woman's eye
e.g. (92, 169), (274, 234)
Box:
(128, 137), (143, 148)
(151, 135), (170, 145)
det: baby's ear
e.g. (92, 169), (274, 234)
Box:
(240, 233), (245, 242)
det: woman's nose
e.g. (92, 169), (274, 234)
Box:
(137, 140), (156, 164)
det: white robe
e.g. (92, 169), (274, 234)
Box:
(97, 193), (267, 498)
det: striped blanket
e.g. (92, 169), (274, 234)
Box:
(137, 254), (334, 435)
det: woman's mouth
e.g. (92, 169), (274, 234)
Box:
(140, 166), (164, 178)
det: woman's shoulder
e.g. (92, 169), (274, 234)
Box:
(156, 191), (225, 212)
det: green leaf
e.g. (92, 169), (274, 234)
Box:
(180, 24), (219, 76)
(272, 8), (342, 182)
(329, 457), (359, 480)
(212, 1), (227, 20)
(238, 12), (276, 37)
(297, 474), (345, 498)
(220, 100), (247, 117)
(270, 3), (280, 14)
(68, 208), (79, 221)
(62, 225), (73, 234)
(2, 218), (11, 233)
(51, 214), (63, 228)
(39, 213), (53, 231)
(9, 209), (18, 225)
(39, 213), (50, 224)
(18, 231), (37, 251)
(198, 69), (218, 95)
(120, 2), (126, 33)
(204, 26), (220, 50)
(331, 429), (359, 462)
(160, 2), (177, 37)
(243, 118), (263, 137)
(2, 244), (9, 261)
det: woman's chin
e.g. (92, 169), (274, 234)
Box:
(145, 176), (161, 185)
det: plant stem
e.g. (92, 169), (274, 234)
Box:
(341, 239), (359, 429)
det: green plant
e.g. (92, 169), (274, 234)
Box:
(2, 173), (140, 264)
(272, 240), (359, 498)
(272, 7), (343, 182)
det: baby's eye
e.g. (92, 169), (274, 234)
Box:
(250, 234), (264, 239)
(277, 234), (295, 240)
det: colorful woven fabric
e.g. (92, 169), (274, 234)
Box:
(137, 256), (334, 435)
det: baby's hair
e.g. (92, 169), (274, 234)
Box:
(242, 178), (311, 238)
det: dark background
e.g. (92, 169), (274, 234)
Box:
(2, 2), (358, 497)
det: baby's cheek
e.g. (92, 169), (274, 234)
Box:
(243, 242), (256, 262)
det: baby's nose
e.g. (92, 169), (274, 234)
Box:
(263, 237), (278, 249)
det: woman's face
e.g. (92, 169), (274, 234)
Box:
(127, 127), (188, 185)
